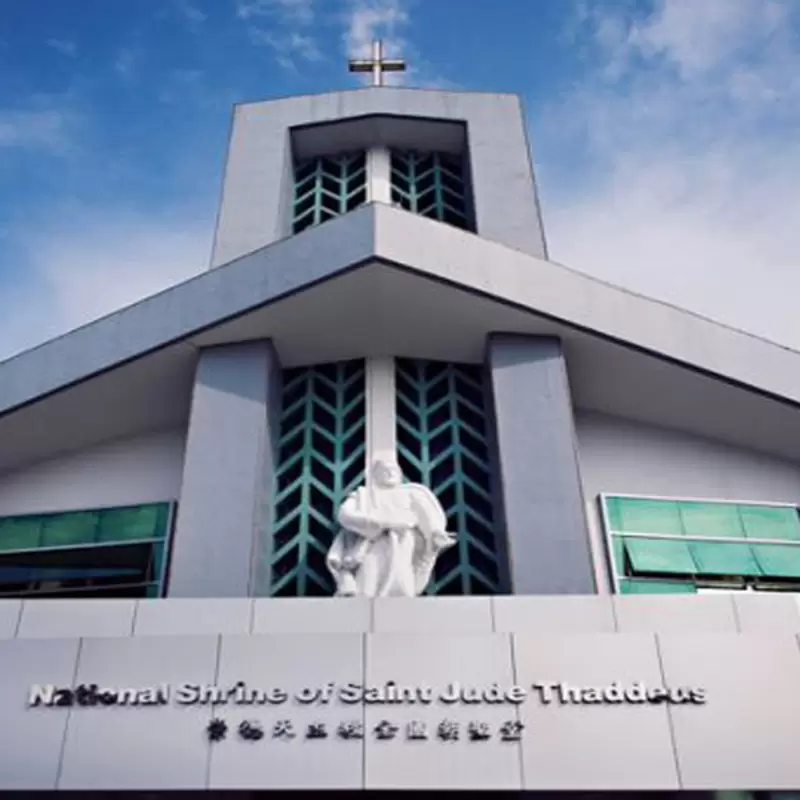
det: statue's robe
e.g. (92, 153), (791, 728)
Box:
(327, 483), (455, 597)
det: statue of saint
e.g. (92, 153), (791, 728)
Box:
(326, 454), (456, 597)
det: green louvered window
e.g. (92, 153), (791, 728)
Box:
(268, 360), (366, 596)
(603, 494), (800, 594)
(0, 503), (172, 598)
(292, 151), (367, 234)
(390, 150), (471, 230)
(395, 358), (501, 594)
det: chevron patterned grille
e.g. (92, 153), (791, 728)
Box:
(292, 151), (367, 234)
(268, 360), (366, 596)
(390, 150), (470, 230)
(395, 358), (501, 594)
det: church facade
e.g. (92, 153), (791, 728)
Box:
(2, 56), (800, 795)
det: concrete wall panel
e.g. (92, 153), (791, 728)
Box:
(0, 430), (185, 517)
(209, 634), (363, 790)
(659, 633), (800, 790)
(58, 635), (219, 791)
(252, 597), (371, 634)
(0, 638), (79, 790)
(372, 597), (493, 634)
(493, 595), (615, 634)
(364, 633), (521, 791)
(0, 596), (796, 791)
(515, 633), (679, 790)
(17, 600), (136, 639)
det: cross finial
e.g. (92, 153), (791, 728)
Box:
(348, 39), (406, 87)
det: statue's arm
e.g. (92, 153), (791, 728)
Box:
(337, 496), (383, 540)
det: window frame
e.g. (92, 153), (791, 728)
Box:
(0, 501), (176, 599)
(599, 492), (800, 595)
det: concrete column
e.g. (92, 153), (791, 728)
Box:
(486, 334), (595, 594)
(367, 146), (392, 205)
(169, 340), (281, 597)
(365, 355), (396, 471)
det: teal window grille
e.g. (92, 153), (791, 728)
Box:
(292, 151), (367, 234)
(602, 494), (800, 594)
(395, 358), (501, 594)
(712, 794), (799, 800)
(268, 360), (367, 596)
(390, 150), (471, 230)
(0, 502), (172, 598)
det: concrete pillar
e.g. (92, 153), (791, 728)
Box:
(367, 146), (392, 205)
(365, 355), (396, 469)
(169, 340), (280, 597)
(486, 334), (595, 594)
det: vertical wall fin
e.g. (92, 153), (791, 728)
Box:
(486, 334), (594, 594)
(170, 340), (280, 598)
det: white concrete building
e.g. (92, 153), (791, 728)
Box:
(1, 57), (800, 796)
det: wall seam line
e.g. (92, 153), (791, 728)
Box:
(610, 596), (620, 633)
(509, 633), (525, 789)
(130, 600), (140, 636)
(54, 636), (83, 790)
(361, 630), (367, 790)
(654, 633), (684, 791)
(12, 600), (23, 638)
(204, 633), (224, 790)
(729, 596), (743, 634)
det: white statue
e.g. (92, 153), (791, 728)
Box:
(326, 454), (456, 597)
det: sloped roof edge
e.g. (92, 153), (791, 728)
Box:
(2, 202), (800, 419)
(373, 205), (800, 410)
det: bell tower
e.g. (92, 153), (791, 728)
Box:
(209, 43), (547, 267)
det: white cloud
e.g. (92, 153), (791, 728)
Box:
(237, 0), (314, 25)
(0, 108), (72, 151)
(626, 0), (787, 78)
(0, 209), (212, 361)
(46, 39), (77, 58)
(344, 0), (407, 60)
(248, 28), (323, 70)
(156, 0), (207, 29)
(174, 0), (207, 26)
(114, 48), (138, 79)
(343, 0), (450, 88)
(239, 0), (321, 71)
(541, 0), (800, 349)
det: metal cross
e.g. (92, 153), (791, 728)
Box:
(348, 39), (406, 87)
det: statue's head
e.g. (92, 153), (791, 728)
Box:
(371, 454), (403, 488)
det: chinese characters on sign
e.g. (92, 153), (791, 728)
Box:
(27, 678), (706, 747)
(204, 717), (525, 743)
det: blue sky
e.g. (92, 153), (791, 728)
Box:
(1, 0), (799, 359)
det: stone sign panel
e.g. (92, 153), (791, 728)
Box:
(3, 631), (800, 791)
